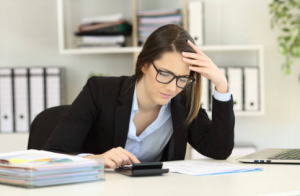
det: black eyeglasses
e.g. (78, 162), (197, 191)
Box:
(151, 61), (195, 89)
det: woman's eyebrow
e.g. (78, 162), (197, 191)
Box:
(160, 67), (190, 77)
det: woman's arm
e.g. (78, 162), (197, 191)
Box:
(181, 39), (235, 160)
(42, 76), (102, 154)
(188, 95), (235, 160)
(43, 76), (141, 168)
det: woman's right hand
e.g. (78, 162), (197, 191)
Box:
(85, 147), (140, 169)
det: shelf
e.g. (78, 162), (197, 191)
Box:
(56, 0), (265, 117)
(59, 45), (263, 55)
(59, 47), (142, 55)
(57, 0), (263, 55)
(57, 0), (188, 54)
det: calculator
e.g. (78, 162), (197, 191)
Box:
(115, 162), (169, 176)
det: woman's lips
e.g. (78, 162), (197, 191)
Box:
(159, 92), (172, 99)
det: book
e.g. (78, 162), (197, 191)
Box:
(78, 21), (123, 32)
(137, 9), (181, 16)
(75, 22), (132, 36)
(80, 35), (125, 44)
(136, 8), (183, 46)
(77, 43), (124, 48)
(139, 15), (182, 24)
(81, 13), (124, 25)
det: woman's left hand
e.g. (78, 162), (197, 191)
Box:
(182, 40), (228, 93)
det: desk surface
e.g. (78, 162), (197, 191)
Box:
(1, 156), (300, 196)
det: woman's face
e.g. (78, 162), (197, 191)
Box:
(141, 51), (192, 106)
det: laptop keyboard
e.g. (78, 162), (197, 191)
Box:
(268, 149), (300, 160)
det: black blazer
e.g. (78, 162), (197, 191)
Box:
(43, 75), (235, 161)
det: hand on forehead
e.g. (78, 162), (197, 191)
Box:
(154, 52), (191, 77)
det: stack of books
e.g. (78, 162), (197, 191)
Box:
(137, 9), (183, 46)
(0, 150), (104, 188)
(74, 13), (132, 48)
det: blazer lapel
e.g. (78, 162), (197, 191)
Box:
(113, 75), (188, 161)
(113, 75), (136, 148)
(163, 94), (189, 161)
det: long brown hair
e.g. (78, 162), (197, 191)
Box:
(135, 24), (202, 124)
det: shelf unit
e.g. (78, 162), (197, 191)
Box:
(185, 45), (264, 160)
(57, 0), (188, 54)
(57, 45), (263, 55)
(206, 45), (265, 117)
(56, 0), (264, 160)
(56, 0), (265, 117)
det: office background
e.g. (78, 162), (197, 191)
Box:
(0, 0), (299, 154)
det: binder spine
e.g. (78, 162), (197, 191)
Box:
(258, 67), (261, 111)
(208, 80), (212, 111)
(0, 72), (2, 133)
(242, 67), (245, 111)
(0, 67), (62, 134)
(0, 69), (14, 133)
(43, 68), (47, 110)
(59, 68), (63, 106)
(27, 68), (31, 127)
(11, 69), (16, 132)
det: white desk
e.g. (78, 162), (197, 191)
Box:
(1, 156), (300, 196)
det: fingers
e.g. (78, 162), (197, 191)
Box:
(109, 148), (127, 168)
(104, 158), (117, 169)
(103, 147), (140, 169)
(182, 51), (206, 61)
(189, 66), (206, 74)
(118, 147), (140, 164)
(187, 40), (206, 56)
(183, 57), (209, 68)
(114, 152), (130, 167)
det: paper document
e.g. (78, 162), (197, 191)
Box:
(137, 9), (180, 16)
(163, 160), (263, 176)
(81, 13), (124, 25)
(0, 150), (105, 187)
(0, 150), (81, 165)
(81, 35), (125, 44)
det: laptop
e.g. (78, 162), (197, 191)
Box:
(237, 148), (300, 164)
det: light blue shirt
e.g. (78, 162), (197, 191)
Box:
(124, 83), (232, 162)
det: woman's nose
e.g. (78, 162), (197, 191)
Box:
(165, 79), (177, 92)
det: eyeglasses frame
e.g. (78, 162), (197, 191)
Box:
(151, 61), (196, 89)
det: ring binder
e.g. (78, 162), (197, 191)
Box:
(14, 68), (29, 133)
(0, 69), (14, 133)
(244, 67), (259, 111)
(227, 68), (243, 111)
(29, 68), (45, 124)
(0, 67), (62, 133)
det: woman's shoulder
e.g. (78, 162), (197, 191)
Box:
(87, 75), (135, 89)
(85, 75), (136, 100)
(88, 75), (132, 84)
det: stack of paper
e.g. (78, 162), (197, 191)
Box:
(74, 13), (132, 48)
(81, 13), (124, 25)
(0, 150), (104, 188)
(137, 9), (183, 46)
(163, 160), (263, 176)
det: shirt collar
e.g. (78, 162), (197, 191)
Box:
(132, 82), (170, 112)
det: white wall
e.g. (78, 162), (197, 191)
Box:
(203, 0), (300, 150)
(0, 0), (134, 152)
(0, 0), (299, 153)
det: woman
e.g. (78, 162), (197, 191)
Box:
(43, 24), (235, 169)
